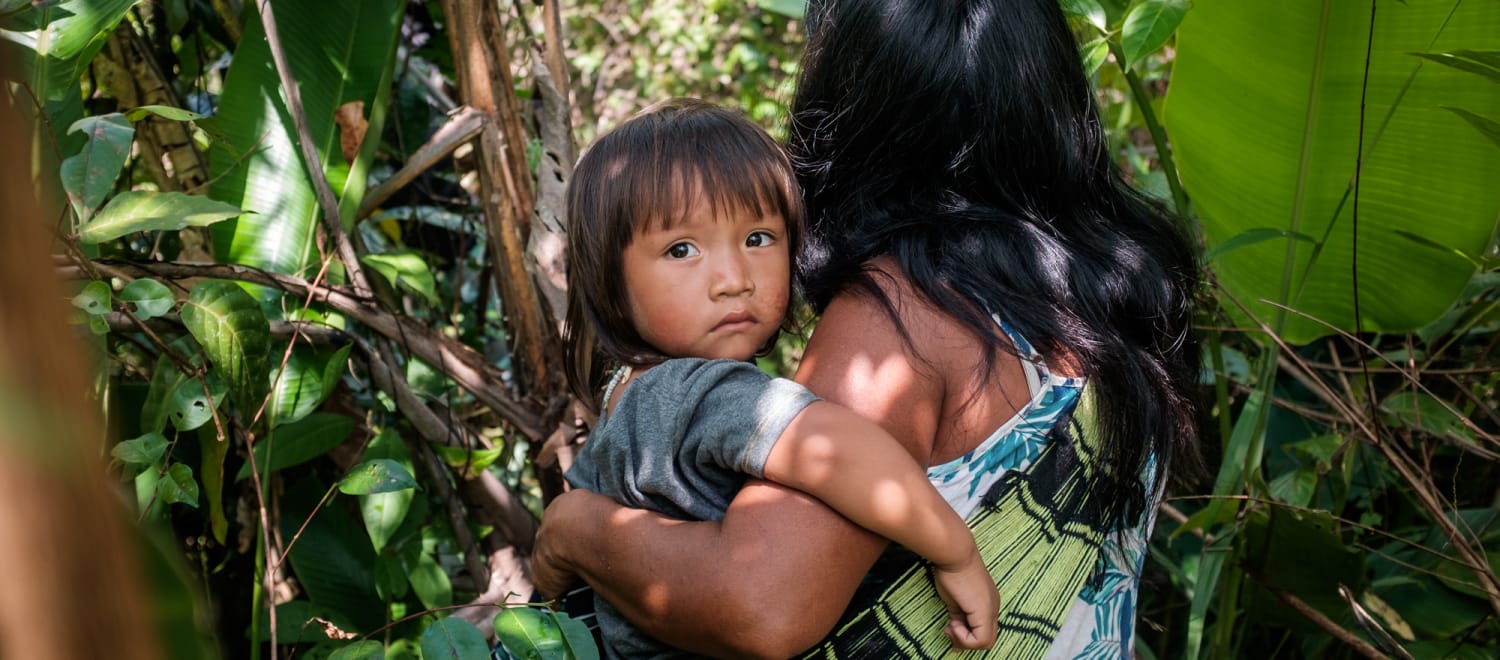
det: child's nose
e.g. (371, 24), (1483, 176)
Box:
(710, 253), (755, 298)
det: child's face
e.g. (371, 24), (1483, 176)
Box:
(622, 190), (790, 362)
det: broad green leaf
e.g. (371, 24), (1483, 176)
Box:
(112, 432), (168, 467)
(420, 618), (488, 660)
(360, 251), (439, 304)
(199, 427), (230, 544)
(1282, 433), (1342, 470)
(1380, 391), (1469, 438)
(1201, 228), (1317, 264)
(405, 547), (452, 611)
(60, 113), (132, 222)
(493, 607), (569, 660)
(329, 641), (385, 660)
(141, 356), (182, 434)
(157, 462), (200, 508)
(180, 280), (271, 421)
(279, 477), (382, 631)
(1432, 552), (1500, 600)
(1443, 106), (1500, 150)
(78, 191), (244, 244)
(236, 413), (356, 481)
(125, 104), (207, 123)
(359, 428), (414, 554)
(267, 343), (351, 429)
(1120, 0), (1188, 70)
(208, 0), (404, 275)
(1167, 1), (1500, 343)
(3, 0), (136, 104)
(338, 459), (416, 495)
(120, 278), (175, 320)
(1411, 49), (1500, 85)
(71, 280), (111, 315)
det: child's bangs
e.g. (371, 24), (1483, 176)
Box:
(637, 128), (797, 233)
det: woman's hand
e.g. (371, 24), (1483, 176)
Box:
(531, 488), (606, 599)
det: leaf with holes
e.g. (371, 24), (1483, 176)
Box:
(72, 280), (112, 315)
(180, 280), (271, 423)
(60, 113), (133, 222)
(78, 191), (245, 245)
(359, 429), (414, 554)
(120, 278), (176, 320)
(338, 459), (417, 495)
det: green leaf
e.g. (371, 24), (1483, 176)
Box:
(78, 191), (245, 245)
(157, 462), (200, 508)
(180, 280), (271, 422)
(112, 432), (168, 467)
(200, 427), (230, 544)
(1167, 1), (1500, 343)
(1120, 0), (1188, 70)
(493, 607), (569, 660)
(374, 552), (408, 601)
(338, 459), (416, 495)
(434, 445), (505, 475)
(279, 477), (382, 632)
(360, 251), (439, 305)
(405, 547), (452, 611)
(1411, 49), (1500, 85)
(328, 641), (385, 660)
(71, 280), (111, 316)
(359, 429), (414, 554)
(752, 0), (804, 20)
(166, 372), (226, 432)
(120, 278), (176, 320)
(555, 612), (601, 660)
(420, 618), (488, 660)
(1380, 391), (1469, 438)
(60, 113), (133, 222)
(208, 0), (404, 274)
(1268, 465), (1317, 507)
(125, 104), (208, 123)
(1080, 37), (1110, 77)
(237, 413), (356, 481)
(1061, 0), (1109, 32)
(1443, 106), (1500, 150)
(1202, 228), (1318, 264)
(267, 343), (351, 429)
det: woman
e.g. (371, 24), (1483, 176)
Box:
(532, 0), (1200, 656)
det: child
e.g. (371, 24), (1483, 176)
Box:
(560, 98), (999, 657)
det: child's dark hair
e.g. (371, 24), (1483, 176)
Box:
(563, 98), (806, 408)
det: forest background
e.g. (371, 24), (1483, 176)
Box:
(2, 0), (1498, 658)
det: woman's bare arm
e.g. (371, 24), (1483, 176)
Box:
(532, 283), (950, 657)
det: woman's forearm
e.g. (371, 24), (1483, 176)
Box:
(532, 484), (886, 658)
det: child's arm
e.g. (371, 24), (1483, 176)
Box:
(761, 401), (1000, 650)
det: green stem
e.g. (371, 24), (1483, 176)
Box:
(251, 530), (264, 660)
(1108, 39), (1191, 225)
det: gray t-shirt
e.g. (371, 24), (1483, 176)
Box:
(565, 357), (820, 658)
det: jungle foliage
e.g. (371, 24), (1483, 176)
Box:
(3, 0), (1498, 657)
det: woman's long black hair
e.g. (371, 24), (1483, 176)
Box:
(791, 0), (1201, 522)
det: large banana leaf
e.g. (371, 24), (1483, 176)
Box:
(1167, 0), (1500, 343)
(208, 0), (402, 277)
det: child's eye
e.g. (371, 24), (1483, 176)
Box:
(667, 242), (699, 259)
(745, 230), (777, 248)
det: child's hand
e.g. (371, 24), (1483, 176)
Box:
(933, 548), (1000, 651)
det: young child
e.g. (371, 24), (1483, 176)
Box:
(561, 98), (998, 657)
